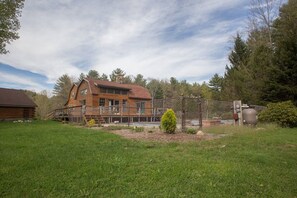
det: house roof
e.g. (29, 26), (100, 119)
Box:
(0, 88), (37, 107)
(80, 78), (151, 100)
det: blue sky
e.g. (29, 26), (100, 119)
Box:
(0, 0), (251, 93)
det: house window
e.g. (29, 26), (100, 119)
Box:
(115, 89), (121, 94)
(121, 90), (128, 95)
(136, 101), (145, 114)
(71, 92), (75, 98)
(80, 89), (87, 95)
(123, 100), (128, 112)
(100, 88), (128, 95)
(107, 89), (115, 94)
(99, 98), (105, 106)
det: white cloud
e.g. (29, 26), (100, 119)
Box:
(0, 72), (47, 92)
(0, 0), (248, 88)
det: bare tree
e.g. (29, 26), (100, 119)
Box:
(248, 0), (283, 46)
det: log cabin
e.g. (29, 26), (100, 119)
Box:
(0, 88), (36, 120)
(64, 78), (153, 123)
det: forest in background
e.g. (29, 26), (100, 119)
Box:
(25, 0), (296, 119)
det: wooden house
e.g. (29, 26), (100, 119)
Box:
(0, 88), (36, 120)
(64, 78), (153, 123)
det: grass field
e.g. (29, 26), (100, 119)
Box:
(0, 121), (296, 197)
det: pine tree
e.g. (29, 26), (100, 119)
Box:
(53, 74), (72, 107)
(262, 0), (297, 105)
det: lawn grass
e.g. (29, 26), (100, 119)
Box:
(0, 121), (296, 197)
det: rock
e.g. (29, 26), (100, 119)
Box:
(196, 130), (204, 136)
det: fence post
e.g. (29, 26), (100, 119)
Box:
(181, 96), (186, 132)
(198, 97), (203, 130)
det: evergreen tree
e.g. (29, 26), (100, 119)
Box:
(99, 73), (109, 81)
(262, 0), (297, 105)
(209, 73), (223, 100)
(53, 74), (73, 107)
(133, 74), (146, 87)
(77, 73), (85, 83)
(109, 68), (126, 82)
(87, 70), (99, 79)
(221, 34), (251, 102)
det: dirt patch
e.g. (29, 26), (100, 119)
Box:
(106, 129), (225, 143)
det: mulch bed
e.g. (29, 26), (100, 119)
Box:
(107, 129), (225, 143)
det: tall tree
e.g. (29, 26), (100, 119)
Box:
(77, 73), (85, 83)
(262, 0), (297, 105)
(109, 68), (126, 82)
(99, 73), (109, 81)
(0, 0), (25, 54)
(53, 74), (72, 107)
(146, 78), (164, 99)
(209, 73), (223, 100)
(221, 34), (251, 102)
(87, 70), (99, 79)
(133, 74), (146, 87)
(248, 0), (282, 47)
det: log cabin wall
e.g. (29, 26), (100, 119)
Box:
(0, 107), (35, 120)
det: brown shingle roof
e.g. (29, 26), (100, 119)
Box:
(85, 78), (151, 100)
(0, 88), (37, 107)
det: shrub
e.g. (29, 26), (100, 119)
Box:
(88, 119), (96, 127)
(258, 101), (297, 128)
(161, 109), (177, 134)
(186, 128), (197, 134)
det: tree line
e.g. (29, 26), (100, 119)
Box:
(13, 0), (297, 118)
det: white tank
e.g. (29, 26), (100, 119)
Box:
(242, 108), (257, 125)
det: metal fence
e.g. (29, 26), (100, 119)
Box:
(52, 97), (236, 130)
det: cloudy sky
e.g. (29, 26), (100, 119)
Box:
(0, 0), (250, 92)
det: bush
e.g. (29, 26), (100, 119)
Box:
(258, 101), (297, 128)
(186, 128), (197, 134)
(161, 109), (177, 134)
(88, 119), (96, 127)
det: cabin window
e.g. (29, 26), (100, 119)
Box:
(80, 89), (87, 95)
(99, 98), (105, 106)
(136, 101), (145, 114)
(71, 92), (75, 98)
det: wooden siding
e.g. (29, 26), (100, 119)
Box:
(66, 79), (152, 116)
(0, 107), (35, 120)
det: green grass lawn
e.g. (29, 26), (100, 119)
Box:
(0, 121), (296, 197)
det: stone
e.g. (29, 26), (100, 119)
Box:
(196, 130), (204, 136)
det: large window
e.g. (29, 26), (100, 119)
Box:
(136, 101), (145, 114)
(100, 88), (129, 95)
(99, 98), (105, 106)
(123, 100), (128, 112)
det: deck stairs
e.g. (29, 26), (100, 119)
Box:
(83, 115), (105, 126)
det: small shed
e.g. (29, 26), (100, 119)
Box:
(0, 88), (37, 120)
